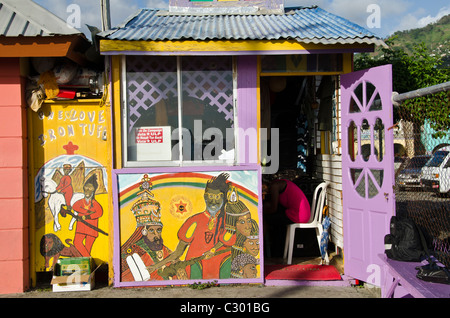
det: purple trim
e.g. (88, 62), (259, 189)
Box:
(117, 277), (264, 288)
(112, 169), (121, 287)
(237, 55), (258, 165)
(111, 164), (264, 288)
(101, 48), (373, 56)
(114, 164), (261, 174)
(264, 275), (354, 287)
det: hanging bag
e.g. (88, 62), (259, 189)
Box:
(384, 216), (424, 262)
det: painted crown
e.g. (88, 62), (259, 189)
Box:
(131, 174), (162, 227)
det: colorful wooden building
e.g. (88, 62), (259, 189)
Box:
(0, 0), (108, 294)
(99, 0), (393, 288)
(1, 0), (399, 294)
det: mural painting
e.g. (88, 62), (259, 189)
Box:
(31, 103), (110, 272)
(113, 167), (263, 287)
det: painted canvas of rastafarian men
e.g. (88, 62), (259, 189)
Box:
(114, 167), (262, 287)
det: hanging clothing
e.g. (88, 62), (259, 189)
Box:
(278, 179), (311, 223)
(317, 76), (335, 131)
(296, 113), (309, 172)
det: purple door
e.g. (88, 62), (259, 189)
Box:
(341, 65), (395, 286)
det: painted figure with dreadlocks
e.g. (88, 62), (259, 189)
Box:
(146, 173), (234, 280)
(71, 174), (103, 257)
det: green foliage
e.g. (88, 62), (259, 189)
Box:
(401, 43), (450, 137)
(387, 14), (450, 68)
(354, 38), (450, 138)
(189, 280), (219, 290)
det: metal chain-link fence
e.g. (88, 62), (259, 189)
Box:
(394, 90), (450, 268)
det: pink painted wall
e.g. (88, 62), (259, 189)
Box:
(0, 58), (29, 294)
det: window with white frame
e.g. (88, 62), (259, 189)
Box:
(123, 55), (236, 167)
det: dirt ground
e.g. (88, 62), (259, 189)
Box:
(1, 283), (380, 299)
(1, 255), (380, 300)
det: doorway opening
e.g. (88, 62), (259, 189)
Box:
(260, 75), (341, 272)
(261, 76), (313, 172)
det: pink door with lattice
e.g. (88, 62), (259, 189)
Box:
(341, 65), (395, 286)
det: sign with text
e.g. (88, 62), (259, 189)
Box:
(30, 102), (110, 273)
(136, 127), (164, 144)
(134, 126), (171, 161)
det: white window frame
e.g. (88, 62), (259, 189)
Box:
(121, 55), (238, 168)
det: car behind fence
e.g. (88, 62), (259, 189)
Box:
(394, 90), (449, 269)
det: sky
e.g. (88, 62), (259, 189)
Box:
(33, 0), (450, 39)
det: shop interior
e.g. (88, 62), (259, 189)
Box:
(260, 75), (339, 269)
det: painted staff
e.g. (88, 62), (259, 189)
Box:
(155, 247), (231, 279)
(60, 204), (109, 236)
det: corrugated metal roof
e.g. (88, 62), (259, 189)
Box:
(0, 0), (82, 37)
(100, 6), (385, 47)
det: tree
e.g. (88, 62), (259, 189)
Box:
(355, 39), (450, 139)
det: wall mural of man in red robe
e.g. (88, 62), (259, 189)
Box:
(71, 174), (104, 257)
(146, 173), (235, 280)
(56, 164), (74, 207)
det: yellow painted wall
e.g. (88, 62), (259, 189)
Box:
(29, 100), (111, 275)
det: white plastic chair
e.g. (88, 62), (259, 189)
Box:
(283, 182), (329, 265)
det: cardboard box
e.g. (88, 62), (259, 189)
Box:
(51, 273), (95, 292)
(51, 258), (99, 292)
